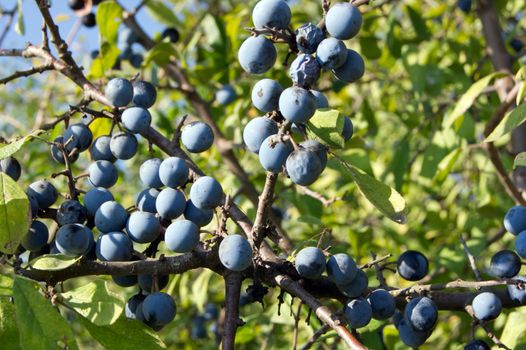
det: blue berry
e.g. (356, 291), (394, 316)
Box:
(51, 136), (79, 165)
(316, 38), (347, 70)
(238, 36), (277, 74)
(286, 149), (323, 186)
(136, 188), (160, 213)
(326, 253), (358, 286)
(141, 292), (176, 328)
(21, 220), (49, 252)
(138, 274), (169, 293)
(63, 123), (93, 152)
(398, 317), (430, 348)
(132, 80), (157, 108)
(181, 121), (214, 153)
(218, 234), (253, 271)
(311, 90), (329, 109)
(121, 107), (152, 134)
(278, 87), (316, 124)
(344, 298), (372, 328)
(90, 135), (116, 162)
(332, 49), (365, 83)
(110, 132), (138, 160)
(156, 188), (186, 220)
(189, 176), (223, 209)
(507, 275), (526, 304)
(258, 135), (293, 173)
(367, 289), (396, 320)
(105, 78), (133, 107)
(252, 0), (291, 30)
(215, 84), (237, 105)
(94, 201), (128, 233)
(55, 224), (92, 257)
(113, 275), (138, 288)
(404, 297), (437, 332)
(300, 140), (327, 169)
(126, 211), (160, 243)
(56, 200), (87, 226)
(397, 250), (429, 281)
(0, 156), (21, 181)
(251, 79), (283, 112)
(516, 231), (526, 258)
(83, 187), (114, 217)
(125, 293), (146, 319)
(140, 158), (163, 189)
(295, 23), (324, 54)
(338, 269), (369, 298)
(472, 292), (502, 321)
(159, 157), (189, 188)
(96, 231), (133, 261)
(165, 220), (200, 253)
(191, 315), (207, 339)
(294, 246), (326, 279)
(342, 116), (353, 141)
(161, 27), (179, 43)
(489, 249), (521, 278)
(289, 54), (321, 88)
(184, 199), (214, 227)
(457, 0), (472, 13)
(325, 3), (362, 40)
(504, 206), (526, 235)
(88, 160), (118, 188)
(27, 192), (39, 218)
(243, 117), (279, 154)
(27, 180), (58, 209)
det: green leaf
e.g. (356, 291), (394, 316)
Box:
(60, 280), (124, 326)
(0, 173), (30, 254)
(444, 72), (507, 128)
(339, 160), (407, 224)
(485, 102), (526, 142)
(13, 276), (78, 350)
(143, 42), (178, 66)
(514, 152), (526, 168)
(89, 43), (120, 78)
(29, 254), (80, 271)
(518, 82), (526, 105)
(0, 129), (44, 160)
(406, 5), (430, 41)
(500, 309), (526, 348)
(96, 2), (123, 43)
(146, 0), (180, 26)
(79, 316), (167, 350)
(14, 0), (24, 35)
(0, 274), (14, 296)
(0, 297), (21, 350)
(191, 270), (213, 312)
(306, 109), (345, 149)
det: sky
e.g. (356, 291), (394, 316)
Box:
(1, 0), (167, 55)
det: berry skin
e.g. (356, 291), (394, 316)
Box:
(289, 54), (321, 88)
(325, 3), (362, 40)
(56, 200), (88, 226)
(27, 192), (39, 218)
(515, 231), (526, 258)
(367, 289), (396, 320)
(404, 296), (438, 332)
(51, 137), (79, 165)
(184, 199), (214, 227)
(27, 180), (58, 209)
(63, 123), (93, 152)
(464, 340), (490, 350)
(83, 187), (114, 217)
(132, 80), (157, 108)
(488, 249), (521, 278)
(286, 149), (323, 186)
(121, 107), (152, 134)
(251, 79), (283, 112)
(344, 298), (372, 328)
(397, 317), (430, 348)
(218, 234), (253, 271)
(156, 188), (186, 220)
(140, 292), (177, 328)
(238, 35), (277, 74)
(338, 269), (369, 298)
(113, 275), (138, 288)
(189, 176), (223, 209)
(136, 188), (160, 213)
(55, 224), (92, 257)
(326, 253), (358, 286)
(243, 117), (279, 154)
(96, 231), (133, 261)
(138, 274), (169, 293)
(161, 27), (179, 43)
(295, 23), (325, 54)
(258, 135), (294, 173)
(472, 292), (502, 321)
(21, 220), (49, 252)
(300, 140), (328, 169)
(0, 156), (21, 181)
(457, 0), (472, 13)
(68, 0), (84, 10)
(397, 250), (429, 281)
(94, 201), (128, 233)
(332, 49), (365, 83)
(105, 78), (133, 107)
(140, 158), (163, 189)
(90, 135), (116, 162)
(82, 13), (96, 28)
(294, 246), (326, 279)
(88, 160), (118, 188)
(316, 38), (347, 70)
(504, 206), (526, 235)
(109, 132), (138, 160)
(159, 157), (189, 188)
(165, 220), (200, 253)
(342, 116), (354, 141)
(126, 211), (160, 243)
(181, 121), (214, 153)
(311, 90), (329, 109)
(507, 275), (526, 304)
(125, 294), (146, 319)
(252, 0), (291, 30)
(215, 84), (237, 105)
(278, 87), (316, 124)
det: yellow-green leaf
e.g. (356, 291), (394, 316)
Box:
(306, 109), (345, 149)
(0, 130), (44, 160)
(0, 297), (21, 350)
(0, 173), (30, 254)
(500, 309), (526, 348)
(96, 2), (123, 43)
(514, 152), (526, 168)
(29, 254), (80, 271)
(485, 102), (526, 142)
(144, 42), (178, 66)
